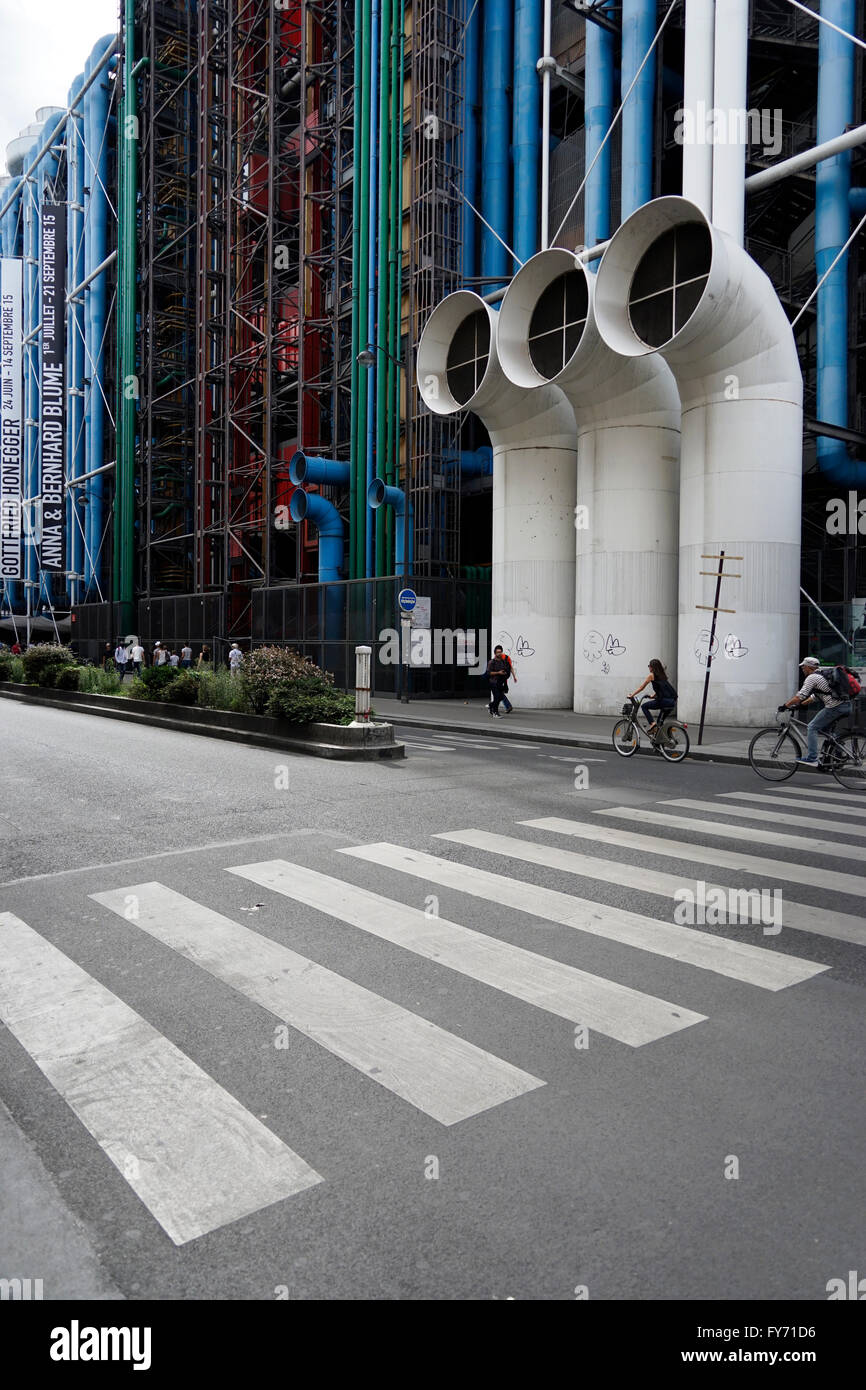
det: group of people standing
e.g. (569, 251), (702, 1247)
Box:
(105, 642), (209, 680)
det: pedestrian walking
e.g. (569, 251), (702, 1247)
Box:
(169, 650), (180, 668)
(11, 640), (21, 655)
(228, 642), (244, 676)
(114, 641), (129, 682)
(101, 642), (112, 670)
(497, 647), (517, 713)
(486, 645), (512, 717)
(180, 643), (192, 669)
(154, 642), (167, 667)
(130, 640), (145, 677)
(197, 645), (211, 668)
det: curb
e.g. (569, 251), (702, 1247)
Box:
(0, 687), (406, 761)
(377, 709), (752, 766)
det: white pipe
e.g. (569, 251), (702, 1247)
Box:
(746, 123), (866, 192)
(711, 0), (749, 244)
(539, 0), (552, 250)
(682, 0), (715, 215)
(418, 291), (577, 707)
(594, 197), (803, 725)
(497, 251), (681, 714)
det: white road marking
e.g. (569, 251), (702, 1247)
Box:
(436, 827), (861, 947)
(525, 817), (866, 898)
(0, 912), (322, 1246)
(661, 798), (866, 839)
(597, 806), (866, 863)
(545, 755), (608, 764)
(92, 883), (542, 1126)
(228, 859), (706, 1045)
(403, 741), (456, 752)
(772, 782), (851, 797)
(721, 791), (866, 819)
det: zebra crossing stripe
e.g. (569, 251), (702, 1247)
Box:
(524, 818), (866, 898)
(772, 783), (850, 797)
(436, 828), (848, 956)
(597, 807), (866, 863)
(227, 859), (706, 1046)
(720, 792), (866, 820)
(341, 842), (818, 992)
(661, 799), (866, 839)
(0, 912), (322, 1246)
(91, 883), (542, 1126)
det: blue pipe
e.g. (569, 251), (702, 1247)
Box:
(815, 1), (861, 484)
(461, 0), (480, 282)
(83, 38), (114, 592)
(365, 0), (380, 579)
(366, 478), (413, 574)
(443, 447), (493, 477)
(481, 0), (512, 288)
(584, 6), (614, 256)
(289, 451), (351, 488)
(290, 488), (345, 639)
(620, 0), (655, 221)
(67, 75), (86, 604)
(512, 0), (541, 265)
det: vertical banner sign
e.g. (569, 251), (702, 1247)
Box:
(0, 258), (23, 580)
(40, 202), (66, 572)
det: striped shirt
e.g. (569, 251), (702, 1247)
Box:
(796, 671), (842, 710)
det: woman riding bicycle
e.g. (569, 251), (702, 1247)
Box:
(628, 659), (678, 735)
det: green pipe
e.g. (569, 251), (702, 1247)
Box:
(115, 0), (137, 631)
(375, 0), (392, 577)
(349, 10), (363, 579)
(355, 0), (373, 580)
(388, 0), (405, 575)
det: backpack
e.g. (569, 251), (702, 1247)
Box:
(820, 666), (861, 701)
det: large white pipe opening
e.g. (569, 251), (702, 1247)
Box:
(593, 196), (803, 725)
(417, 290), (577, 707)
(496, 250), (681, 714)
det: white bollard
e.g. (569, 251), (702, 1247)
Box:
(354, 645), (372, 723)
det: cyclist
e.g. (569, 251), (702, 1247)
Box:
(628, 659), (678, 736)
(780, 655), (852, 766)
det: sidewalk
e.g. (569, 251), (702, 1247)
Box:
(374, 696), (755, 764)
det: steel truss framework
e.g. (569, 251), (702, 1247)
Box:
(137, 0), (355, 640)
(407, 0), (464, 575)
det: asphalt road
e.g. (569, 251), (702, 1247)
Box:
(1, 700), (864, 1301)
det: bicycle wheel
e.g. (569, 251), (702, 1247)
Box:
(748, 727), (800, 781)
(831, 730), (866, 791)
(612, 719), (638, 757)
(659, 722), (690, 762)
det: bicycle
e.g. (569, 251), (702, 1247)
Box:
(748, 707), (866, 790)
(611, 696), (690, 763)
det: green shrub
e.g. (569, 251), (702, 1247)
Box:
(0, 654), (16, 682)
(163, 671), (202, 705)
(244, 645), (331, 714)
(78, 665), (122, 696)
(54, 665), (81, 691)
(21, 643), (77, 687)
(265, 675), (355, 725)
(129, 665), (180, 701)
(197, 666), (251, 713)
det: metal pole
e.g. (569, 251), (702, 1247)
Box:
(697, 550), (725, 745)
(354, 644), (372, 722)
(539, 0), (552, 249)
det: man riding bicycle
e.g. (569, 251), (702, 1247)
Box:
(780, 656), (852, 766)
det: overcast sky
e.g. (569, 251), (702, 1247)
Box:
(0, 0), (119, 177)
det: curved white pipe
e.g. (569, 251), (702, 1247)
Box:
(594, 196), (803, 725)
(497, 250), (681, 714)
(417, 290), (577, 707)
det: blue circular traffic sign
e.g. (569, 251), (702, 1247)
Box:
(398, 588), (417, 613)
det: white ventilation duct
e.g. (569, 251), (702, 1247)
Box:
(496, 250), (680, 714)
(417, 290), (577, 707)
(594, 196), (803, 725)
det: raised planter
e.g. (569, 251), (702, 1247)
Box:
(0, 683), (405, 760)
